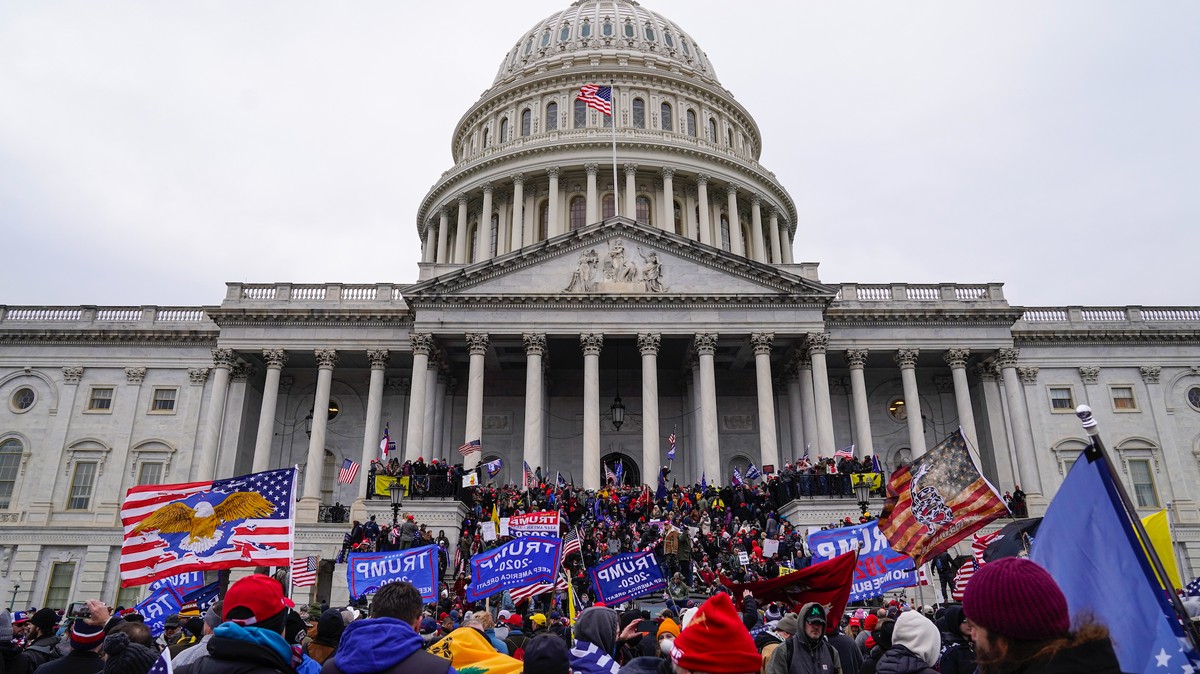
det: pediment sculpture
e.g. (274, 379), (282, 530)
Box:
(564, 238), (668, 294)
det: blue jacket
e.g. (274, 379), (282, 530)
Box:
(322, 618), (453, 674)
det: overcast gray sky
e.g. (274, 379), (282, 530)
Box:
(1, 1), (1197, 309)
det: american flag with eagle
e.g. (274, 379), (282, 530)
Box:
(119, 468), (297, 587)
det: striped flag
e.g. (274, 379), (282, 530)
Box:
(834, 445), (855, 460)
(576, 84), (612, 116)
(523, 461), (536, 489)
(604, 463), (617, 485)
(1186, 577), (1200, 597)
(667, 425), (677, 461)
(971, 530), (999, 565)
(951, 558), (975, 601)
(119, 468), (296, 587)
(292, 555), (318, 588)
(379, 425), (391, 461)
(563, 528), (582, 557)
(877, 429), (1008, 567)
(510, 570), (570, 604)
(457, 439), (482, 457)
(337, 458), (360, 484)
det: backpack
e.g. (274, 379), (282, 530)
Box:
(781, 637), (842, 674)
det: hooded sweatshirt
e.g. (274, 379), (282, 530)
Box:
(325, 618), (451, 674)
(875, 613), (938, 674)
(175, 622), (295, 674)
(569, 607), (620, 674)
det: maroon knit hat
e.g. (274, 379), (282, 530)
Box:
(963, 557), (1069, 641)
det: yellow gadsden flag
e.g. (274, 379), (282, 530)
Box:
(1140, 509), (1182, 590)
(428, 627), (522, 674)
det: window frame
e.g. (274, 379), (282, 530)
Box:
(520, 108), (532, 137)
(1109, 385), (1138, 412)
(149, 387), (178, 415)
(635, 195), (652, 226)
(0, 437), (29, 510)
(574, 99), (588, 128)
(632, 98), (645, 129)
(660, 102), (673, 131)
(137, 461), (164, 486)
(1127, 458), (1159, 508)
(129, 440), (176, 485)
(86, 386), (114, 414)
(9, 386), (36, 413)
(67, 460), (98, 510)
(1047, 386), (1075, 413)
(500, 118), (509, 143)
(686, 109), (697, 137)
(44, 561), (77, 611)
(545, 101), (558, 131)
(569, 196), (586, 231)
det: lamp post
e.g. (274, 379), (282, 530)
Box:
(8, 583), (18, 610)
(610, 395), (625, 431)
(304, 411), (314, 438)
(854, 478), (872, 519)
(389, 479), (403, 524)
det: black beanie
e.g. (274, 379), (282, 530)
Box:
(101, 632), (158, 674)
(313, 609), (345, 647)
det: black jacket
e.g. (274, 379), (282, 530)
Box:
(875, 645), (936, 674)
(175, 633), (296, 674)
(22, 636), (60, 671)
(31, 650), (104, 674)
(0, 640), (32, 674)
(1021, 639), (1121, 674)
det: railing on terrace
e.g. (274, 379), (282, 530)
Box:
(1018, 306), (1200, 324)
(835, 283), (1004, 303)
(229, 283), (405, 303)
(0, 306), (211, 324)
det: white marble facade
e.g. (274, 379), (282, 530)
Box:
(2, 0), (1200, 607)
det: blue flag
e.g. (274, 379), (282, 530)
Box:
(347, 545), (439, 600)
(746, 463), (762, 480)
(466, 537), (562, 601)
(701, 472), (707, 491)
(588, 551), (667, 606)
(181, 581), (219, 613)
(1031, 448), (1200, 674)
(808, 522), (916, 601)
(485, 458), (503, 478)
(134, 585), (184, 637)
(732, 467), (743, 486)
(655, 472), (667, 501)
(147, 650), (171, 674)
(614, 461), (624, 485)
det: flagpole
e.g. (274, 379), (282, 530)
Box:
(610, 78), (619, 218)
(1076, 405), (1200, 649)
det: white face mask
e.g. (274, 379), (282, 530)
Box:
(660, 638), (675, 655)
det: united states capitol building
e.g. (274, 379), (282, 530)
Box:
(2, 0), (1198, 606)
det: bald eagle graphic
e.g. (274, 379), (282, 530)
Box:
(133, 492), (275, 555)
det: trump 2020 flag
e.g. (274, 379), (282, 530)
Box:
(120, 468), (296, 587)
(1031, 445), (1200, 674)
(877, 429), (1007, 566)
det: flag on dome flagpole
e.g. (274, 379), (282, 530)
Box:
(336, 458), (359, 485)
(667, 425), (677, 462)
(577, 84), (612, 115)
(379, 425), (391, 461)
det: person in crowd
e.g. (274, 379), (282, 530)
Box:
(663, 593), (762, 674)
(23, 608), (62, 669)
(107, 621), (155, 652)
(860, 617), (895, 674)
(524, 633), (570, 674)
(174, 574), (299, 674)
(169, 617), (204, 659)
(321, 581), (451, 674)
(758, 612), (798, 674)
(35, 599), (107, 674)
(873, 612), (939, 674)
(962, 557), (1120, 674)
(100, 633), (159, 674)
(935, 606), (974, 674)
(828, 615), (864, 674)
(471, 612), (508, 655)
(0, 610), (31, 674)
(502, 614), (529, 659)
(158, 614), (184, 653)
(570, 606), (645, 674)
(171, 602), (223, 669)
(765, 603), (842, 674)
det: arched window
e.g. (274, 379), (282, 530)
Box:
(660, 102), (673, 131)
(539, 201), (550, 240)
(569, 196), (586, 230)
(720, 214), (731, 251)
(468, 222), (478, 263)
(636, 195), (652, 225)
(632, 98), (645, 128)
(0, 438), (22, 509)
(707, 118), (717, 142)
(524, 36), (534, 55)
(674, 200), (684, 235)
(681, 38), (691, 56)
(546, 102), (558, 131)
(580, 19), (591, 38)
(686, 109), (697, 137)
(521, 108), (532, 137)
(574, 99), (587, 128)
(482, 127), (490, 148)
(559, 24), (571, 42)
(500, 118), (509, 143)
(727, 128), (734, 147)
(490, 213), (499, 257)
(541, 30), (551, 48)
(602, 193), (615, 219)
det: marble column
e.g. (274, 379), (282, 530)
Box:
(661, 168), (675, 232)
(696, 174), (713, 246)
(546, 167), (561, 238)
(523, 333), (546, 477)
(768, 209), (782, 264)
(751, 333), (779, 469)
(436, 207), (450, 264)
(581, 334), (604, 490)
(301, 349), (337, 512)
(624, 164), (638, 221)
(196, 348), (234, 481)
(639, 333), (661, 487)
(251, 348), (287, 473)
(781, 222), (795, 264)
(726, 184), (745, 256)
(463, 333), (488, 471)
(895, 349), (927, 457)
(998, 348), (1041, 493)
(785, 364), (805, 461)
(696, 333), (721, 482)
(945, 348), (979, 450)
(453, 194), (469, 263)
(585, 163), (600, 226)
(796, 350), (818, 458)
(358, 350), (388, 503)
(433, 368), (448, 462)
(423, 223), (436, 263)
(510, 174), (525, 253)
(477, 183), (494, 262)
(689, 354), (701, 484)
(422, 354), (439, 459)
(496, 191), (510, 256)
(403, 334), (433, 461)
(846, 349), (874, 459)
(750, 194), (766, 262)
(807, 333), (836, 456)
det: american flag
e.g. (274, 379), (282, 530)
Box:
(1185, 576), (1200, 597)
(972, 530), (999, 565)
(458, 439), (482, 457)
(563, 528), (582, 557)
(510, 570), (570, 604)
(951, 558), (975, 601)
(576, 84), (612, 116)
(379, 425), (391, 461)
(834, 445), (856, 460)
(146, 649), (173, 674)
(292, 555), (318, 588)
(604, 463), (617, 485)
(667, 426), (677, 461)
(119, 468), (296, 587)
(523, 461), (536, 489)
(337, 458), (360, 484)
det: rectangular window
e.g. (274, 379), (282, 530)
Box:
(150, 388), (176, 413)
(1111, 386), (1138, 411)
(115, 585), (141, 610)
(67, 461), (97, 510)
(87, 387), (114, 412)
(1129, 459), (1159, 507)
(0, 449), (19, 510)
(44, 562), (76, 611)
(137, 462), (163, 486)
(1049, 387), (1074, 412)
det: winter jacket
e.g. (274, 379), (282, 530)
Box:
(29, 650), (103, 674)
(1013, 636), (1121, 674)
(22, 636), (60, 671)
(320, 617), (451, 674)
(874, 646), (937, 674)
(175, 623), (297, 674)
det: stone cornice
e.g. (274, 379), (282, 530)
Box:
(826, 308), (1025, 327)
(206, 309), (414, 328)
(1014, 330), (1200, 345)
(0, 330), (218, 346)
(410, 295), (829, 310)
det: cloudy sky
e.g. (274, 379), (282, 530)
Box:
(1, 1), (1196, 308)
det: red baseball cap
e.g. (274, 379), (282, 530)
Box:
(222, 574), (294, 625)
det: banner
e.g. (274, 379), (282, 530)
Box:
(463, 473), (479, 488)
(763, 539), (779, 558)
(465, 537), (561, 601)
(373, 475), (410, 498)
(720, 551), (857, 619)
(181, 582), (220, 613)
(779, 566), (796, 577)
(850, 472), (882, 490)
(507, 511), (560, 537)
(588, 551), (667, 606)
(808, 521), (916, 601)
(147, 571), (206, 597)
(347, 545), (438, 600)
(134, 585), (184, 637)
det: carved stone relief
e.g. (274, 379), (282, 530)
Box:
(564, 238), (668, 293)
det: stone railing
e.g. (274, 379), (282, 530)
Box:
(834, 283), (1005, 304)
(0, 305), (213, 325)
(226, 283), (408, 304)
(1018, 306), (1200, 325)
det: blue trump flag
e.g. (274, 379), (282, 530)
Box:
(466, 536), (561, 602)
(1031, 448), (1200, 674)
(588, 551), (667, 606)
(134, 585), (184, 637)
(808, 521), (916, 601)
(181, 581), (220, 613)
(148, 571), (205, 597)
(347, 545), (439, 601)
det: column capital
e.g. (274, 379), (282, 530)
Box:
(367, 349), (391, 369)
(263, 348), (288, 369)
(725, 183), (740, 196)
(805, 332), (829, 355)
(523, 332), (547, 356)
(584, 163), (600, 175)
(661, 166), (676, 180)
(439, 205), (450, 218)
(580, 333), (604, 356)
(695, 173), (709, 185)
(623, 163), (639, 176)
(456, 193), (469, 206)
(546, 166), (561, 179)
(511, 172), (526, 185)
(694, 333), (718, 356)
(845, 349), (868, 369)
(934, 376), (955, 393)
(1078, 366), (1100, 384)
(976, 362), (999, 382)
(466, 333), (490, 356)
(996, 348), (1021, 368)
(943, 348), (970, 369)
(410, 333), (434, 356)
(768, 206), (779, 219)
(750, 332), (774, 355)
(1017, 366), (1039, 385)
(384, 376), (410, 394)
(230, 362), (254, 381)
(212, 348), (236, 369)
(637, 332), (661, 356)
(480, 182), (494, 194)
(62, 366), (84, 384)
(749, 192), (762, 207)
(1140, 365), (1162, 384)
(187, 367), (210, 385)
(894, 348), (919, 369)
(125, 367), (146, 384)
(315, 349), (339, 369)
(791, 348), (812, 370)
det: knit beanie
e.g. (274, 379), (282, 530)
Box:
(70, 618), (106, 650)
(657, 617), (680, 639)
(963, 557), (1069, 641)
(0, 610), (12, 641)
(203, 601), (223, 630)
(101, 632), (159, 674)
(313, 609), (345, 647)
(671, 594), (761, 674)
(523, 633), (570, 674)
(775, 612), (799, 636)
(30, 608), (59, 633)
